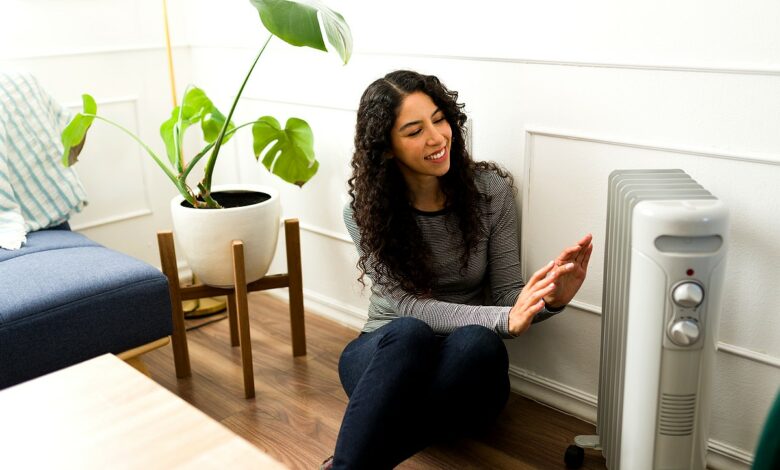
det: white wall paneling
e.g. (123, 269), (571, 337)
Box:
(522, 130), (780, 358)
(520, 129), (780, 461)
(66, 97), (153, 231)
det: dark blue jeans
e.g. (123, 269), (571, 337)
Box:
(333, 317), (510, 469)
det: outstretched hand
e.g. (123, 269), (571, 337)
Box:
(508, 260), (558, 336)
(543, 233), (593, 309)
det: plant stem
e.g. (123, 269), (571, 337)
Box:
(180, 120), (259, 183)
(197, 182), (221, 208)
(199, 34), (273, 197)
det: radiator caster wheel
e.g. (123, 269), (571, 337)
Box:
(564, 444), (584, 468)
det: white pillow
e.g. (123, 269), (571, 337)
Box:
(0, 71), (87, 249)
(0, 109), (27, 250)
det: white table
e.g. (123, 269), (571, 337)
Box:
(0, 354), (287, 469)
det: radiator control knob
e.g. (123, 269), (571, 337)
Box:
(672, 282), (704, 308)
(669, 319), (700, 346)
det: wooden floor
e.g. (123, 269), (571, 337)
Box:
(144, 292), (607, 469)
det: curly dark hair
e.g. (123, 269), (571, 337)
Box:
(348, 70), (511, 295)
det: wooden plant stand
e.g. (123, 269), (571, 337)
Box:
(156, 219), (306, 399)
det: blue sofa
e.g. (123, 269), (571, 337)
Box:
(0, 222), (172, 389)
(0, 71), (174, 388)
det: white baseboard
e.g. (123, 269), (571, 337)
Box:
(706, 440), (753, 470)
(508, 364), (598, 424)
(265, 288), (365, 332)
(507, 365), (753, 469)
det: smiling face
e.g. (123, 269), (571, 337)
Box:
(389, 91), (452, 184)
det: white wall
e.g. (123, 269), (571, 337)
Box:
(3, 1), (778, 468)
(184, 1), (779, 468)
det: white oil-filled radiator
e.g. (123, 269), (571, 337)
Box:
(566, 169), (729, 470)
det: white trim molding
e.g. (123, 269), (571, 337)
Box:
(243, 96), (356, 113)
(188, 44), (780, 77)
(525, 128), (780, 168)
(71, 208), (152, 231)
(567, 299), (601, 315)
(560, 304), (780, 369)
(508, 364), (598, 424)
(64, 95), (143, 109)
(4, 44), (189, 62)
(359, 51), (780, 78)
(362, 51), (780, 76)
(707, 439), (753, 470)
(299, 222), (353, 245)
(717, 342), (780, 369)
(265, 288), (365, 332)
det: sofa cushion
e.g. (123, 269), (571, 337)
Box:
(0, 229), (172, 388)
(0, 224), (95, 262)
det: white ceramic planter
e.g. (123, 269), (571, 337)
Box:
(170, 184), (281, 287)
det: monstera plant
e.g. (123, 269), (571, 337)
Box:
(60, 0), (352, 287)
(61, 0), (352, 208)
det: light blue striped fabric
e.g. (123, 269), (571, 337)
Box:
(0, 71), (87, 249)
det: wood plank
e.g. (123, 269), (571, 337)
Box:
(232, 240), (255, 399)
(156, 230), (191, 377)
(144, 292), (607, 469)
(0, 354), (285, 469)
(284, 219), (307, 357)
(178, 275), (290, 301)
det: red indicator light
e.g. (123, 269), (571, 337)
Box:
(686, 269), (694, 276)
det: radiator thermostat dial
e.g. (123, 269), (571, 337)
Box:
(669, 319), (700, 346)
(672, 282), (704, 308)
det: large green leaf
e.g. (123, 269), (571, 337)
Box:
(252, 116), (318, 186)
(61, 94), (97, 166)
(249, 0), (352, 64)
(160, 87), (234, 169)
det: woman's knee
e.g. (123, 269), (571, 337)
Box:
(377, 317), (436, 352)
(338, 318), (436, 396)
(448, 325), (509, 372)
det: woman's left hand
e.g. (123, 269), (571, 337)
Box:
(543, 233), (593, 309)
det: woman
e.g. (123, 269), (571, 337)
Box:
(326, 70), (593, 469)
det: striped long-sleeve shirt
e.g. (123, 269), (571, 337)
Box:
(344, 169), (564, 339)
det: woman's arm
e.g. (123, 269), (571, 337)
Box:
(344, 204), (516, 337)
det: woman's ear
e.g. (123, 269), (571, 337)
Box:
(383, 151), (394, 160)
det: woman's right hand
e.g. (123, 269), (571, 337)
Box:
(508, 260), (559, 336)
